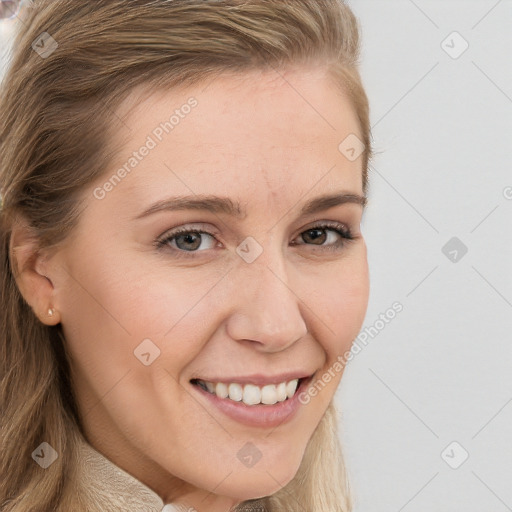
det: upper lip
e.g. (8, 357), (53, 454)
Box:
(191, 371), (316, 387)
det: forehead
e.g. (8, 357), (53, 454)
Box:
(99, 67), (364, 211)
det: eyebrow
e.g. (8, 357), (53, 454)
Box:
(133, 192), (367, 220)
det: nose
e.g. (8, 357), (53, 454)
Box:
(225, 248), (308, 353)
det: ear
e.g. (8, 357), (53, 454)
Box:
(9, 216), (60, 326)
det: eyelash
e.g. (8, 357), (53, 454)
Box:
(155, 221), (355, 259)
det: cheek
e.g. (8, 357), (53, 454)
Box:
(60, 250), (223, 381)
(298, 259), (368, 407)
(311, 257), (369, 356)
(58, 254), (168, 387)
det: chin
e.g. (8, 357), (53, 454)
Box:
(219, 458), (302, 502)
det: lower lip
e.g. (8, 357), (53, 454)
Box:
(191, 376), (313, 428)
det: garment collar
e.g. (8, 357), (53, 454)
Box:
(75, 434), (178, 511)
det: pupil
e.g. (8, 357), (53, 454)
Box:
(304, 228), (326, 245)
(177, 232), (201, 251)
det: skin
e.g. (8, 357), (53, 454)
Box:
(12, 66), (369, 512)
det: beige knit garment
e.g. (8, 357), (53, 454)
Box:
(74, 435), (172, 512)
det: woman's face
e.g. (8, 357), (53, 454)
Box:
(47, 67), (369, 510)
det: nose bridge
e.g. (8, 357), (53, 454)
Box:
(226, 237), (308, 350)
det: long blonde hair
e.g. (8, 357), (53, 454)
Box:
(0, 1), (372, 510)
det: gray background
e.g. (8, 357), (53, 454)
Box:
(1, 1), (511, 511)
(340, 1), (512, 511)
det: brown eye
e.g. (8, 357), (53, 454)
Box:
(301, 228), (328, 245)
(292, 222), (353, 251)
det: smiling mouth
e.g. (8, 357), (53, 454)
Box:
(190, 377), (308, 406)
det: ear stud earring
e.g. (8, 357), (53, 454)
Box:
(48, 308), (56, 317)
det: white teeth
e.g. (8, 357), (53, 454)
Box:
(242, 384), (261, 405)
(276, 382), (287, 402)
(228, 383), (243, 402)
(261, 384), (278, 405)
(197, 378), (301, 406)
(215, 382), (229, 399)
(286, 379), (298, 398)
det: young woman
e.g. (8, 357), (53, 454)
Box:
(0, 1), (373, 510)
